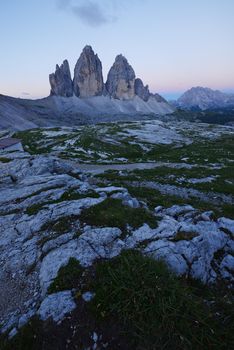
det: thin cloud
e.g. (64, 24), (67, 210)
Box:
(56, 0), (118, 27)
(72, 2), (108, 27)
(57, 0), (71, 10)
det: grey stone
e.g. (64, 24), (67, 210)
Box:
(218, 217), (234, 237)
(200, 211), (214, 221)
(144, 240), (188, 276)
(111, 191), (140, 208)
(49, 60), (73, 97)
(82, 291), (95, 302)
(39, 227), (123, 293)
(0, 313), (20, 334)
(220, 255), (234, 280)
(8, 327), (17, 339)
(163, 205), (195, 217)
(38, 291), (76, 322)
(134, 78), (150, 101)
(73, 45), (104, 98)
(18, 309), (35, 328)
(1, 150), (234, 336)
(106, 54), (135, 100)
(154, 206), (163, 214)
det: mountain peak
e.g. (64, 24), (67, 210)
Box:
(48, 45), (167, 104)
(177, 86), (234, 110)
(106, 54), (135, 100)
(49, 60), (73, 97)
(82, 45), (94, 53)
(73, 46), (104, 98)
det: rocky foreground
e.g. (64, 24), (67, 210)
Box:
(0, 148), (233, 347)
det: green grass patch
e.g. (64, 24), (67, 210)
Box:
(0, 157), (12, 163)
(96, 169), (234, 219)
(48, 258), (83, 294)
(125, 165), (234, 196)
(26, 203), (47, 216)
(14, 129), (46, 154)
(126, 185), (234, 219)
(91, 250), (234, 350)
(60, 189), (99, 201)
(41, 215), (79, 234)
(80, 198), (157, 232)
(146, 135), (234, 165)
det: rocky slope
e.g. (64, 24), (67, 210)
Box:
(176, 87), (234, 110)
(0, 93), (174, 131)
(0, 121), (234, 345)
(0, 151), (233, 335)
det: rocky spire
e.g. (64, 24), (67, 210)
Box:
(49, 60), (73, 97)
(134, 78), (150, 102)
(106, 55), (136, 100)
(73, 45), (104, 98)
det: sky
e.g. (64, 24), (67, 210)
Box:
(0, 0), (234, 100)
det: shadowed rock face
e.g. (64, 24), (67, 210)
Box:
(152, 93), (167, 103)
(106, 54), (136, 100)
(73, 45), (104, 98)
(49, 60), (73, 97)
(134, 78), (150, 102)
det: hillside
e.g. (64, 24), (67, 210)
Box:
(1, 119), (234, 349)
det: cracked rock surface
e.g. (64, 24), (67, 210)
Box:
(0, 151), (233, 337)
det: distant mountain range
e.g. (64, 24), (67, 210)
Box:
(173, 87), (234, 111)
(1, 45), (234, 131)
(0, 45), (174, 131)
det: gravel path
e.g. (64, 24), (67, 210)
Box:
(74, 161), (194, 174)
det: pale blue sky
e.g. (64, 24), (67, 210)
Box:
(0, 0), (234, 100)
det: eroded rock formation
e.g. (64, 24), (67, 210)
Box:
(73, 45), (104, 98)
(134, 78), (150, 101)
(106, 54), (136, 100)
(49, 60), (73, 97)
(48, 45), (168, 105)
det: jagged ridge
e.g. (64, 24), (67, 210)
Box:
(176, 86), (234, 110)
(49, 45), (166, 103)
